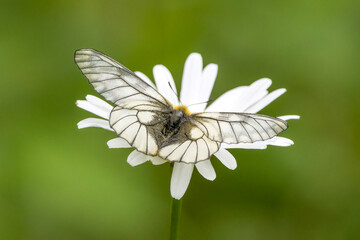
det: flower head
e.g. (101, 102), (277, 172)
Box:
(76, 52), (299, 199)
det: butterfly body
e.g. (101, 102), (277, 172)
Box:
(163, 108), (188, 137)
(75, 49), (288, 164)
(135, 107), (195, 151)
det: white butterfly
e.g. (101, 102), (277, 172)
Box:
(75, 49), (288, 164)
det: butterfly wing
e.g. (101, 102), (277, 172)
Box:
(74, 49), (170, 111)
(157, 122), (221, 163)
(191, 112), (288, 144)
(109, 105), (165, 156)
(75, 49), (173, 156)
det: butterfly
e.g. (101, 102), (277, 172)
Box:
(75, 49), (288, 164)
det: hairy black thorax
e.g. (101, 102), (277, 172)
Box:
(162, 109), (186, 138)
(162, 108), (189, 137)
(146, 105), (193, 149)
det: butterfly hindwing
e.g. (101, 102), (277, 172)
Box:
(109, 106), (164, 156)
(157, 122), (220, 163)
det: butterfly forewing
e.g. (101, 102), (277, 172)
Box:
(74, 49), (169, 107)
(191, 112), (287, 144)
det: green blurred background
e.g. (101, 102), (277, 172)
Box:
(1, 0), (359, 239)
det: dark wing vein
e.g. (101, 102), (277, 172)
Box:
(195, 141), (199, 163)
(119, 121), (138, 135)
(110, 114), (137, 127)
(201, 138), (210, 158)
(243, 122), (264, 141)
(179, 141), (192, 163)
(131, 124), (142, 145)
(191, 112), (288, 144)
(229, 122), (237, 139)
(165, 141), (186, 159)
(265, 120), (277, 135)
(254, 119), (271, 138)
(75, 49), (170, 108)
(240, 122), (252, 141)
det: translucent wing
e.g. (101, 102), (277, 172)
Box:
(191, 112), (288, 144)
(74, 49), (170, 111)
(157, 123), (220, 164)
(109, 105), (163, 156)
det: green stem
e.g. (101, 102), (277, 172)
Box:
(170, 197), (182, 240)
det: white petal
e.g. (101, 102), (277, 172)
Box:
(188, 63), (218, 113)
(135, 71), (156, 89)
(222, 142), (267, 149)
(153, 65), (179, 105)
(76, 98), (111, 119)
(267, 136), (294, 146)
(222, 136), (294, 149)
(278, 115), (300, 121)
(77, 118), (113, 131)
(85, 95), (113, 114)
(214, 148), (237, 170)
(237, 78), (272, 112)
(195, 160), (216, 181)
(180, 53), (203, 106)
(127, 150), (149, 166)
(207, 78), (274, 113)
(206, 86), (248, 112)
(107, 137), (131, 148)
(170, 163), (194, 199)
(245, 88), (286, 113)
(150, 156), (167, 165)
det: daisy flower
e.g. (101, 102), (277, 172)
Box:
(76, 53), (299, 200)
